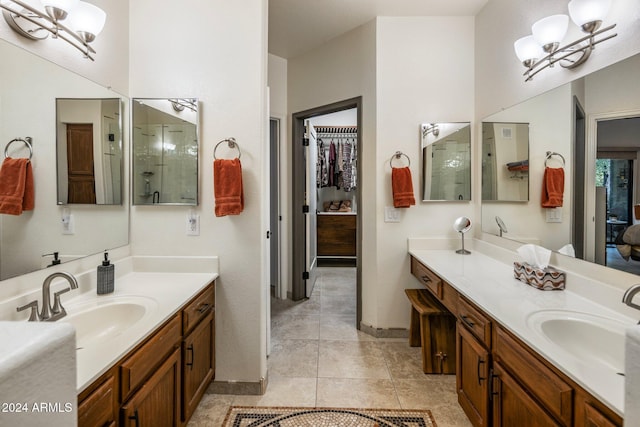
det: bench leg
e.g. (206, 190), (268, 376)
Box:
(408, 307), (421, 347)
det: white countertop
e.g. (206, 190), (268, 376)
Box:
(409, 248), (634, 417)
(67, 271), (217, 392)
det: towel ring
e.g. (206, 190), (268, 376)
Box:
(4, 137), (33, 160)
(214, 137), (241, 160)
(545, 151), (565, 167)
(389, 151), (410, 168)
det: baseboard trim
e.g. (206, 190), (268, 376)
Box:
(359, 322), (409, 339)
(209, 375), (268, 395)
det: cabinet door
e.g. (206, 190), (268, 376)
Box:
(182, 312), (215, 422)
(122, 348), (181, 427)
(457, 324), (490, 427)
(583, 403), (619, 427)
(492, 362), (560, 427)
(78, 375), (116, 427)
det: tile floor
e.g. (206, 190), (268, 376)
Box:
(188, 267), (472, 426)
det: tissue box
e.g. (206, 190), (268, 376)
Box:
(513, 262), (565, 291)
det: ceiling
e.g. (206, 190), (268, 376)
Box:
(268, 0), (489, 59)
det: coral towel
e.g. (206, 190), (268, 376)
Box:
(541, 167), (564, 208)
(214, 158), (244, 217)
(0, 157), (34, 215)
(392, 167), (415, 208)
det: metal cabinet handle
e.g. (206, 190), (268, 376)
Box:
(477, 358), (486, 385)
(490, 370), (500, 400)
(129, 409), (140, 427)
(461, 315), (475, 328)
(421, 275), (431, 283)
(197, 303), (211, 314)
(186, 344), (194, 369)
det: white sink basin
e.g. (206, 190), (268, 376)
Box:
(526, 310), (629, 374)
(61, 296), (158, 350)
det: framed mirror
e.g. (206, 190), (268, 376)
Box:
(0, 39), (129, 281)
(481, 52), (640, 276)
(132, 98), (199, 206)
(56, 98), (123, 205)
(421, 122), (471, 201)
(481, 122), (529, 202)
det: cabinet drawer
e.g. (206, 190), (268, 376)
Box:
(411, 257), (442, 298)
(78, 376), (116, 427)
(458, 296), (491, 348)
(121, 314), (181, 400)
(494, 326), (572, 426)
(183, 285), (215, 335)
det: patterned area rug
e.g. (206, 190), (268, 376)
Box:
(223, 406), (437, 426)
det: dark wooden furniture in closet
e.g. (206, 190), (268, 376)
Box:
(317, 214), (356, 257)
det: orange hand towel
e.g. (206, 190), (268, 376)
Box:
(541, 167), (564, 208)
(0, 157), (34, 215)
(392, 166), (415, 208)
(214, 158), (244, 217)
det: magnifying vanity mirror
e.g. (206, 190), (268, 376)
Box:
(453, 216), (472, 255)
(481, 52), (640, 276)
(56, 98), (123, 205)
(132, 98), (199, 206)
(0, 39), (129, 280)
(421, 122), (471, 201)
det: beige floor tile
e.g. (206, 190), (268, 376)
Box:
(268, 339), (318, 378)
(393, 376), (459, 409)
(271, 314), (320, 340)
(380, 341), (427, 379)
(321, 295), (357, 315)
(316, 378), (400, 409)
(231, 376), (317, 407)
(187, 394), (233, 426)
(320, 339), (384, 358)
(318, 353), (390, 379)
(319, 314), (376, 341)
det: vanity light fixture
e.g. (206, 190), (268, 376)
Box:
(169, 98), (198, 113)
(0, 0), (106, 60)
(514, 0), (617, 82)
(421, 123), (440, 139)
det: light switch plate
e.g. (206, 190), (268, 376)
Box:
(62, 214), (74, 235)
(384, 206), (401, 223)
(546, 207), (562, 223)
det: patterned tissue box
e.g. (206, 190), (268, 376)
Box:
(513, 261), (565, 291)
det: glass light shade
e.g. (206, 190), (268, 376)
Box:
(532, 14), (569, 47)
(66, 1), (106, 36)
(40, 0), (79, 12)
(514, 35), (544, 63)
(568, 0), (611, 26)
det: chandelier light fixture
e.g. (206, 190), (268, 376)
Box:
(514, 0), (617, 82)
(0, 0), (106, 60)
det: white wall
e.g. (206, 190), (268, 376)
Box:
(128, 0), (268, 384)
(375, 17), (475, 328)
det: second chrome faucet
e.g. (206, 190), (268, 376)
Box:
(17, 271), (78, 321)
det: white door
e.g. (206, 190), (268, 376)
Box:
(304, 120), (318, 298)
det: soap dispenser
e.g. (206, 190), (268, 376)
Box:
(97, 251), (115, 295)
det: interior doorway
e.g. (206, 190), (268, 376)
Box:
(66, 123), (96, 204)
(291, 97), (362, 328)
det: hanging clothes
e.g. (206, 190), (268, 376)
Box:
(317, 139), (327, 188)
(328, 141), (336, 187)
(342, 139), (356, 192)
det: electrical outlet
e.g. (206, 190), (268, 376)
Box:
(384, 206), (401, 223)
(186, 213), (200, 236)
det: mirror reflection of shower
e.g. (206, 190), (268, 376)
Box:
(495, 216), (508, 237)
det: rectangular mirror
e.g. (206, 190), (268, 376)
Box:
(421, 122), (471, 201)
(56, 98), (123, 205)
(0, 39), (129, 280)
(481, 122), (529, 202)
(132, 98), (199, 205)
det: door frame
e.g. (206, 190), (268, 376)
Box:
(291, 96), (363, 326)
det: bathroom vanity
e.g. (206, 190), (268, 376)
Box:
(408, 245), (629, 427)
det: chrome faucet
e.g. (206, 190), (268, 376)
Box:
(16, 271), (78, 321)
(622, 283), (640, 311)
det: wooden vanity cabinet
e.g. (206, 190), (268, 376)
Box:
(77, 281), (216, 427)
(181, 285), (216, 423)
(457, 324), (490, 427)
(409, 257), (623, 427)
(317, 214), (356, 257)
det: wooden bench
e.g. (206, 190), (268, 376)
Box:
(405, 288), (456, 374)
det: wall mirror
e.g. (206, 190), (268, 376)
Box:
(421, 122), (471, 201)
(0, 39), (129, 281)
(132, 98), (199, 206)
(481, 122), (529, 202)
(56, 98), (123, 205)
(481, 52), (640, 276)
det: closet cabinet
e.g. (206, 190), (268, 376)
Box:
(409, 256), (622, 427)
(317, 214), (356, 257)
(77, 281), (216, 427)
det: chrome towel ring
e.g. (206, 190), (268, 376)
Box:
(214, 137), (241, 160)
(390, 151), (410, 168)
(545, 151), (565, 167)
(4, 137), (33, 160)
